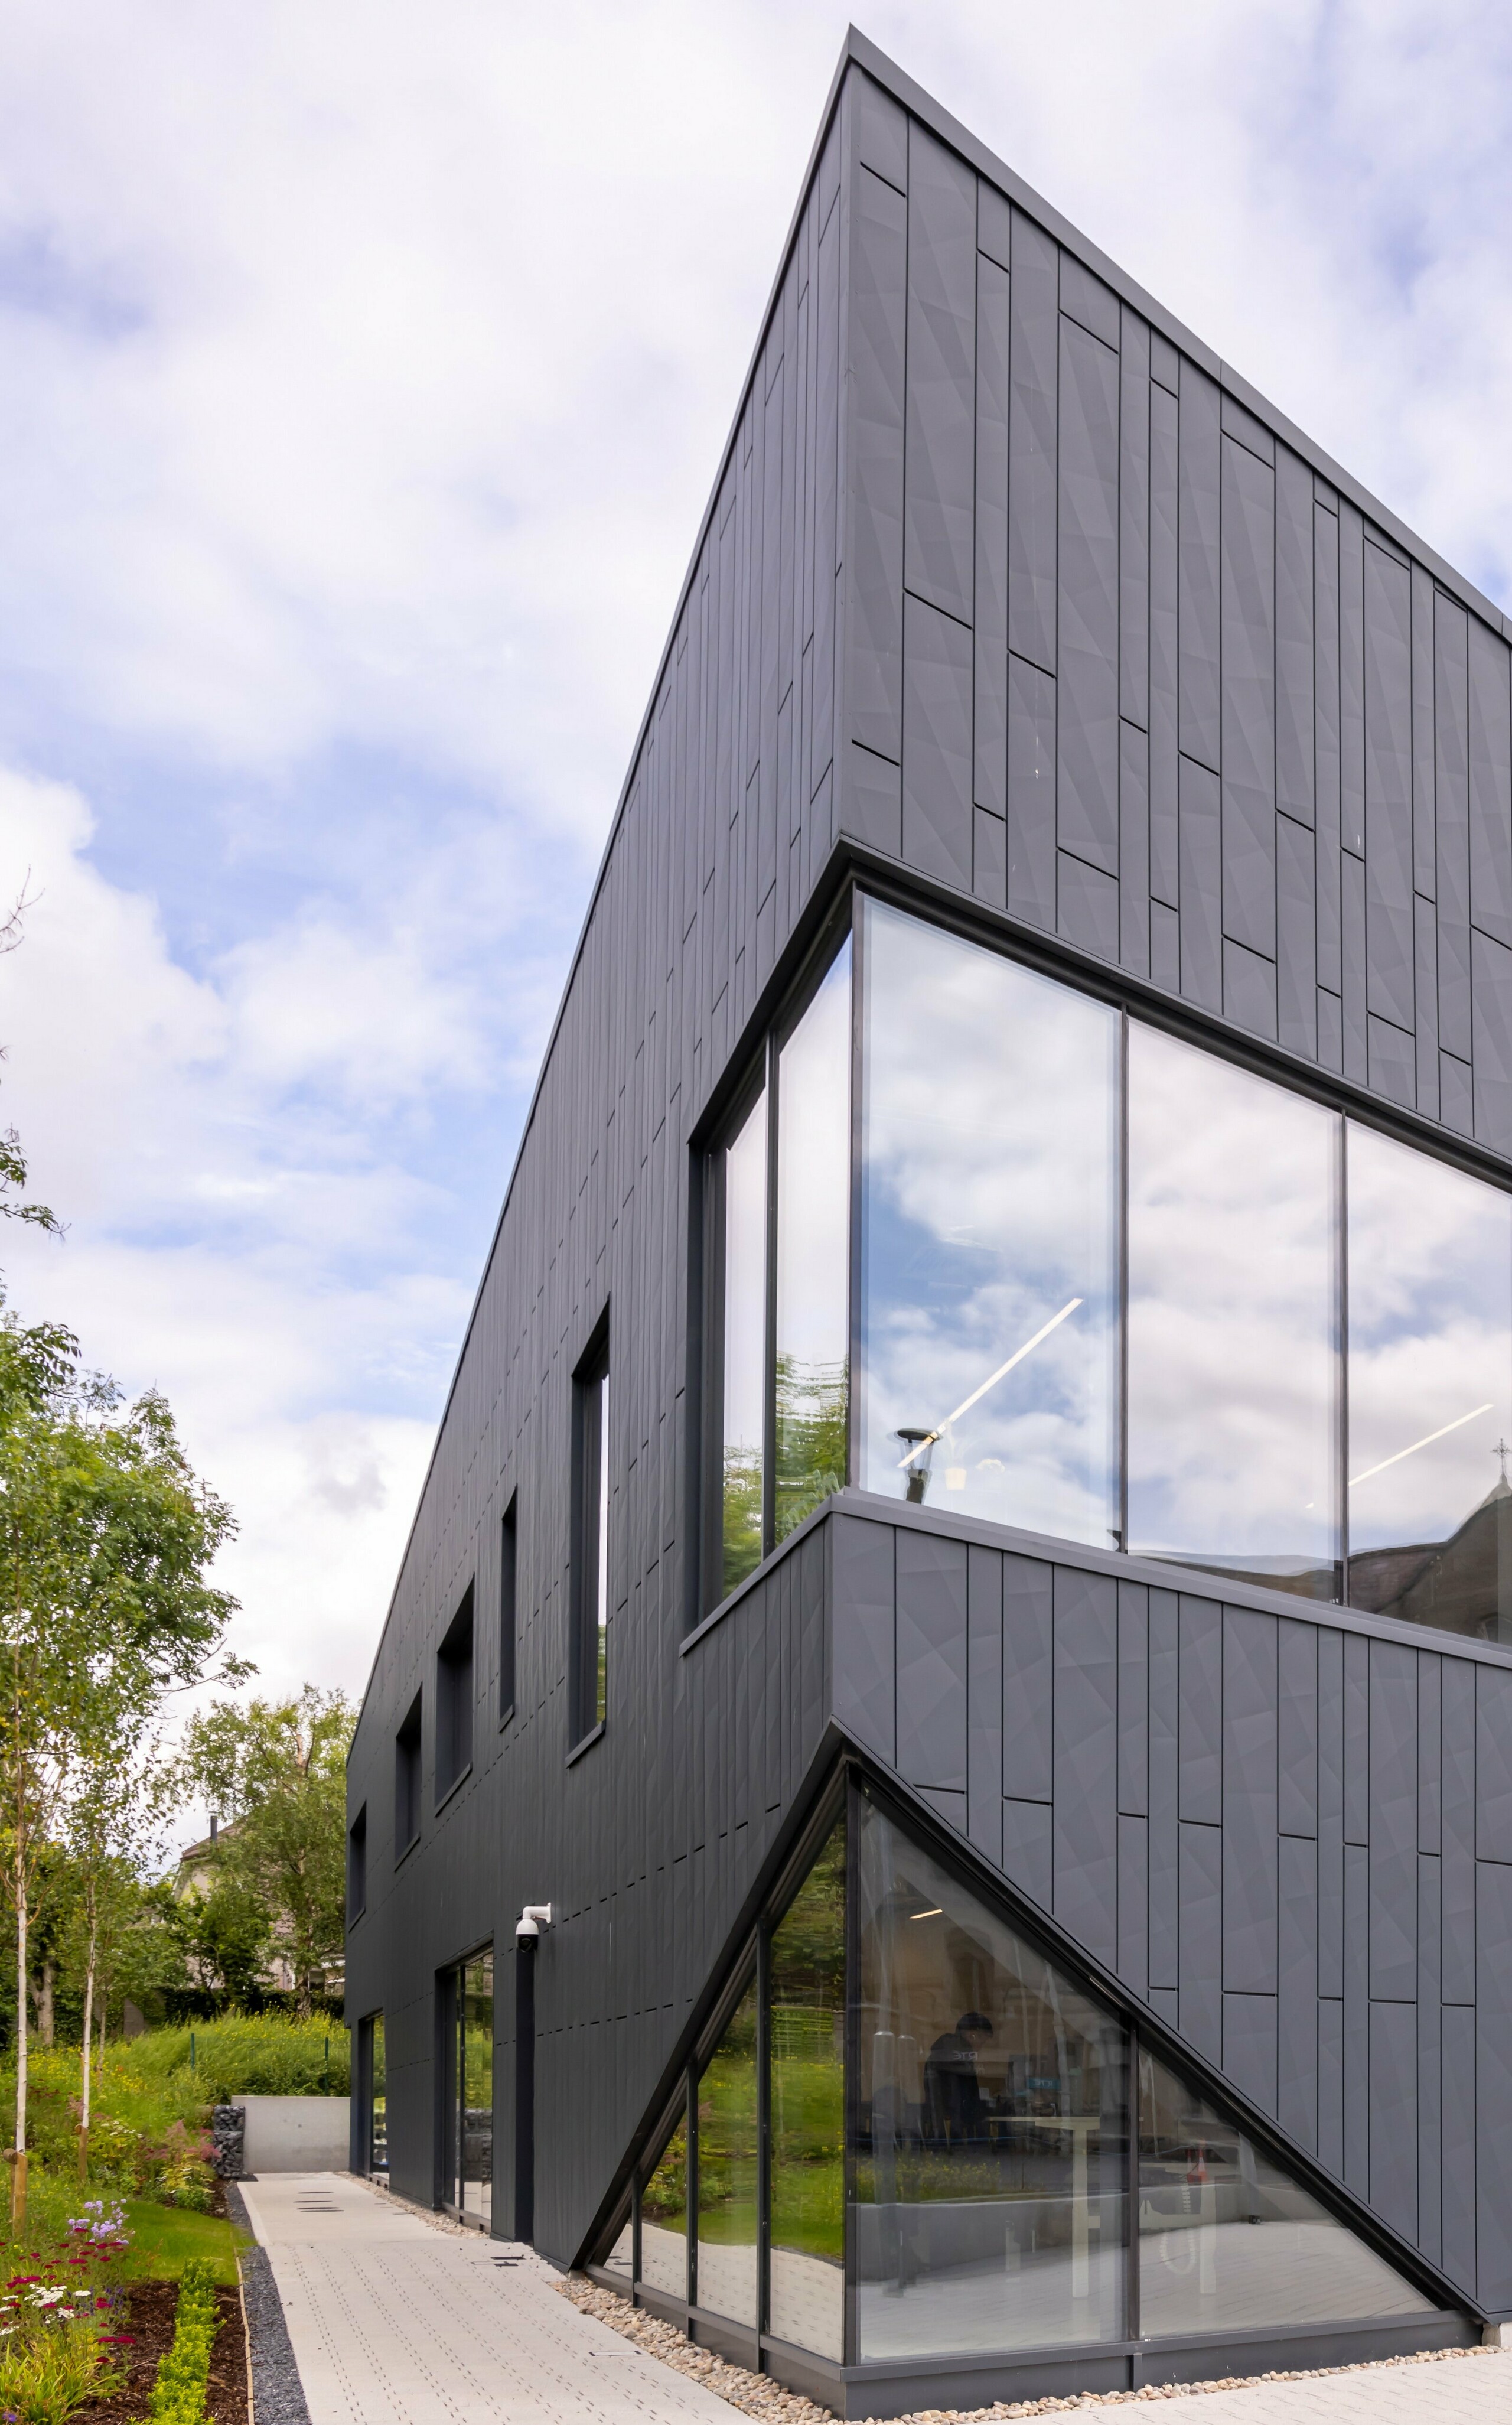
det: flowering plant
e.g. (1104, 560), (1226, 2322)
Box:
(0, 2206), (132, 2423)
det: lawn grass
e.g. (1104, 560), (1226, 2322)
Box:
(116, 2198), (247, 2287)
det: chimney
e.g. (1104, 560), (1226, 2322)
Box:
(209, 1814), (218, 1844)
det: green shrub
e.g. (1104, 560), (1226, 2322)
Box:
(118, 2011), (350, 2102)
(145, 2255), (219, 2425)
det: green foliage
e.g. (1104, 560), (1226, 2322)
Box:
(167, 1691), (354, 2013)
(145, 2255), (219, 2425)
(719, 1450), (763, 1597)
(0, 2193), (131, 2425)
(773, 1355), (848, 1542)
(117, 2010), (350, 2103)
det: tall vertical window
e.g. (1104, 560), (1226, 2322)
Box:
(394, 1692), (421, 1858)
(721, 1092), (768, 1596)
(445, 1949), (493, 2227)
(347, 1805), (367, 1921)
(435, 1584), (474, 1803)
(640, 2104), (688, 2297)
(767, 1812), (846, 2359)
(774, 939), (853, 1543)
(361, 2012), (386, 2175)
(1345, 1122), (1512, 1642)
(573, 1329), (610, 1742)
(860, 900), (1118, 1541)
(696, 1977), (758, 2326)
(499, 1496), (518, 1725)
(1127, 1024), (1339, 1599)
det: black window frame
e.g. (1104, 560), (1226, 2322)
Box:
(570, 1314), (611, 1753)
(394, 1689), (422, 1862)
(347, 1803), (367, 1923)
(700, 875), (1512, 1643)
(435, 1582), (475, 1807)
(499, 1494), (518, 1729)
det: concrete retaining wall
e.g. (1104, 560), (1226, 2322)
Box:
(240, 2095), (351, 2173)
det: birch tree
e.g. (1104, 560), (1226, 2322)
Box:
(0, 1313), (234, 2221)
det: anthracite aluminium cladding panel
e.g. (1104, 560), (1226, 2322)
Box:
(345, 29), (1512, 2321)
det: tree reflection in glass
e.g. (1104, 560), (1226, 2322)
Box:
(859, 902), (1118, 1545)
(1345, 1122), (1512, 1642)
(774, 942), (852, 1542)
(721, 1091), (767, 1596)
(1127, 1025), (1339, 1598)
(639, 2105), (688, 2298)
(696, 1978), (759, 2325)
(853, 1797), (1126, 2357)
(768, 1815), (846, 2359)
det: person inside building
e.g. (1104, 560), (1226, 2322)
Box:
(924, 2009), (995, 2146)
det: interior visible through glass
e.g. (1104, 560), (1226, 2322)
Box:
(774, 940), (852, 1544)
(860, 900), (1118, 1543)
(639, 2107), (689, 2298)
(1138, 2051), (1433, 2333)
(855, 1796), (1126, 2357)
(768, 1814), (846, 2359)
(367, 2013), (386, 2175)
(455, 1951), (493, 2226)
(696, 1978), (759, 2325)
(721, 1091), (768, 1597)
(1345, 1122), (1512, 1642)
(1127, 1023), (1340, 1599)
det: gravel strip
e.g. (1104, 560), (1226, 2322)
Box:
(559, 2276), (1498, 2423)
(227, 2183), (313, 2425)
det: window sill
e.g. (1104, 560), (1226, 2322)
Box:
(434, 1763), (472, 1816)
(566, 1720), (605, 1768)
(498, 1701), (516, 1732)
(347, 1906), (366, 1928)
(394, 1832), (421, 1870)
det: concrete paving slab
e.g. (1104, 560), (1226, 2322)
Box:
(237, 2172), (741, 2424)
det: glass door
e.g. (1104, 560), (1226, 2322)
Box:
(364, 2013), (387, 2176)
(451, 1949), (494, 2226)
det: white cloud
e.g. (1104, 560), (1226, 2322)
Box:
(1, 1), (1510, 1714)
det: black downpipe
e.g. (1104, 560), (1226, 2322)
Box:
(515, 1935), (536, 2244)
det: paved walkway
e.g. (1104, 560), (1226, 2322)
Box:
(236, 2171), (1512, 2425)
(236, 2172), (734, 2425)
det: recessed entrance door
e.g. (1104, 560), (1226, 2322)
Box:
(445, 1948), (494, 2226)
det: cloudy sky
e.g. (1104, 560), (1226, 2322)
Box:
(0, 0), (1509, 1714)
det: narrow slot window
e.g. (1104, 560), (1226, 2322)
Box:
(435, 1584), (474, 1804)
(573, 1328), (610, 1743)
(720, 1089), (767, 1597)
(347, 1805), (367, 1921)
(499, 1496), (518, 1724)
(394, 1692), (421, 1858)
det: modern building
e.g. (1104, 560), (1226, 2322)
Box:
(344, 29), (1512, 2414)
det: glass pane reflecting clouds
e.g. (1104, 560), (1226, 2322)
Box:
(1347, 1123), (1512, 1642)
(1139, 2052), (1431, 2333)
(860, 903), (1118, 1544)
(722, 1091), (767, 1596)
(1128, 1026), (1338, 1597)
(775, 940), (852, 1542)
(855, 1798), (1126, 2356)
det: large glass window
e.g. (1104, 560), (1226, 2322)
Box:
(721, 1092), (768, 1597)
(860, 900), (1118, 1542)
(774, 942), (852, 1544)
(639, 2105), (688, 2299)
(363, 2012), (386, 2176)
(711, 892), (1512, 1639)
(696, 1978), (759, 2325)
(855, 1798), (1125, 2357)
(768, 1814), (846, 2359)
(1127, 1026), (1339, 1599)
(1346, 1124), (1512, 1643)
(601, 1778), (1435, 2364)
(1138, 2052), (1432, 2335)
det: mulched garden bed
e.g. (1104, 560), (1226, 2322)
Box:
(67, 2278), (248, 2425)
